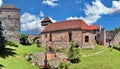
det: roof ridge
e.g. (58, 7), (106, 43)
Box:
(1, 4), (17, 9)
(42, 19), (99, 33)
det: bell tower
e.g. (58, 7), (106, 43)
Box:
(41, 17), (52, 26)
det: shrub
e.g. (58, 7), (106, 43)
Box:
(56, 49), (62, 52)
(5, 41), (18, 47)
(68, 41), (80, 63)
(19, 34), (31, 45)
(36, 40), (41, 47)
(59, 62), (69, 69)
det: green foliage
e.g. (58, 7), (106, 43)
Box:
(115, 26), (120, 31)
(19, 34), (31, 45)
(5, 41), (18, 47)
(0, 21), (6, 50)
(68, 41), (80, 63)
(56, 49), (62, 52)
(59, 62), (69, 69)
(36, 40), (41, 47)
(32, 37), (38, 43)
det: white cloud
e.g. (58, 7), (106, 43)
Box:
(39, 11), (44, 17)
(42, 0), (58, 7)
(75, 0), (82, 4)
(0, 0), (3, 6)
(66, 16), (81, 20)
(49, 17), (57, 22)
(67, 0), (120, 25)
(21, 12), (42, 33)
(21, 12), (57, 34)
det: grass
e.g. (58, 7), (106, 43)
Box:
(79, 45), (104, 56)
(69, 45), (120, 69)
(0, 44), (45, 69)
(1, 44), (120, 69)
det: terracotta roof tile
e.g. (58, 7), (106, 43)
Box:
(42, 17), (51, 22)
(1, 4), (17, 9)
(42, 19), (99, 33)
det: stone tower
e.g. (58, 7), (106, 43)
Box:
(41, 17), (52, 31)
(0, 4), (20, 43)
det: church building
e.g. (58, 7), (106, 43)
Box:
(41, 17), (100, 49)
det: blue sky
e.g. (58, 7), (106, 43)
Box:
(1, 0), (120, 34)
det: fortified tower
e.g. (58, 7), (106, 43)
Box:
(0, 4), (20, 43)
(41, 17), (52, 27)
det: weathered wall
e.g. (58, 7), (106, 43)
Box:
(97, 28), (106, 46)
(41, 31), (69, 48)
(106, 31), (120, 46)
(82, 31), (96, 49)
(72, 31), (82, 46)
(0, 8), (20, 43)
(28, 34), (40, 43)
(41, 33), (50, 46)
(52, 31), (69, 42)
(41, 30), (97, 49)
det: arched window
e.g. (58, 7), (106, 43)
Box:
(85, 36), (89, 42)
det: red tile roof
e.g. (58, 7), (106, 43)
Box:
(42, 19), (99, 33)
(41, 17), (52, 23)
(0, 4), (18, 9)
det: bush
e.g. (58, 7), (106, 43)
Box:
(19, 34), (31, 45)
(36, 40), (41, 47)
(5, 41), (18, 47)
(59, 62), (69, 69)
(56, 49), (62, 52)
(68, 41), (80, 63)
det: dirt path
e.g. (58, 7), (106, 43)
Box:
(82, 48), (107, 57)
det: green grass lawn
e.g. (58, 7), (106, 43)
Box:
(1, 44), (120, 69)
(0, 44), (45, 69)
(69, 45), (120, 69)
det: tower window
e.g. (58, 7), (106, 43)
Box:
(85, 36), (89, 42)
(69, 32), (72, 42)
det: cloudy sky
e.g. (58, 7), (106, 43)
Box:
(1, 0), (120, 34)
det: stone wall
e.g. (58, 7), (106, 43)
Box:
(97, 28), (106, 46)
(27, 34), (40, 43)
(0, 7), (20, 43)
(82, 31), (96, 49)
(106, 31), (120, 46)
(41, 31), (69, 49)
(72, 31), (82, 46)
(41, 30), (97, 49)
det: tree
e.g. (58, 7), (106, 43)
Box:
(68, 41), (80, 63)
(115, 27), (120, 31)
(0, 21), (6, 51)
(19, 34), (30, 45)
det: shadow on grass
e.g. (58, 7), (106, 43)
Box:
(0, 47), (17, 59)
(0, 64), (4, 69)
(113, 46), (120, 51)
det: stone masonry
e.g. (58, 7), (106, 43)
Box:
(0, 4), (20, 43)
